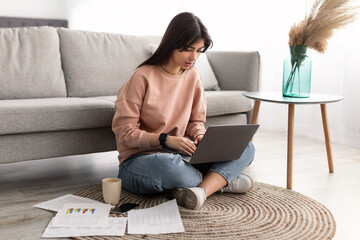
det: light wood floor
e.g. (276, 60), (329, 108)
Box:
(0, 130), (359, 240)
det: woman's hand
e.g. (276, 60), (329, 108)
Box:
(194, 134), (204, 146)
(166, 136), (196, 155)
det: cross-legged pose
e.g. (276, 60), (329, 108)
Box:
(112, 12), (255, 210)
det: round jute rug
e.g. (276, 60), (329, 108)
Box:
(73, 182), (335, 240)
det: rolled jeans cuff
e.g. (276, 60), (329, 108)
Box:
(209, 168), (232, 186)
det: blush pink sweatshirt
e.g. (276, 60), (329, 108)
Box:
(112, 65), (207, 164)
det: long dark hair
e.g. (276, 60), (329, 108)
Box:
(138, 12), (213, 68)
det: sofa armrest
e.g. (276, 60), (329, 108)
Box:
(206, 51), (260, 92)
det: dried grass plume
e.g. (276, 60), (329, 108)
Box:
(288, 0), (359, 53)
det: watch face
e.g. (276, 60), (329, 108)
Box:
(159, 133), (168, 146)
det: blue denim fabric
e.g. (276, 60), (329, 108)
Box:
(118, 142), (255, 195)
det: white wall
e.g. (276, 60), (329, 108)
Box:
(0, 0), (67, 19)
(1, 0), (359, 148)
(66, 0), (360, 148)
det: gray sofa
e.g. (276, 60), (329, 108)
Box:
(0, 26), (260, 164)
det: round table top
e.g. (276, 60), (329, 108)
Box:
(243, 91), (344, 105)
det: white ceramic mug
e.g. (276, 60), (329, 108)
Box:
(102, 178), (122, 205)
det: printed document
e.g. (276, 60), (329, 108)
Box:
(127, 199), (184, 234)
(52, 203), (112, 228)
(42, 217), (127, 238)
(34, 194), (101, 212)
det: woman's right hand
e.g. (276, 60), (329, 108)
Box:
(166, 136), (196, 156)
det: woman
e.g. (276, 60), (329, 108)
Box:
(112, 12), (255, 210)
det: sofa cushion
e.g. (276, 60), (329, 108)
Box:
(195, 53), (220, 91)
(58, 29), (161, 97)
(148, 44), (220, 91)
(0, 26), (66, 100)
(0, 98), (115, 135)
(91, 95), (117, 103)
(204, 91), (254, 117)
(206, 51), (260, 91)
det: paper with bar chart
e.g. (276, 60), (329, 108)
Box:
(34, 194), (101, 212)
(52, 203), (112, 228)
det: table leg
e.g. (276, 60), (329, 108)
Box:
(250, 100), (261, 124)
(250, 100), (261, 142)
(287, 104), (295, 190)
(321, 104), (334, 173)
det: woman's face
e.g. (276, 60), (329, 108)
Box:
(169, 39), (205, 70)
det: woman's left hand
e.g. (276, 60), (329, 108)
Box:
(194, 134), (204, 146)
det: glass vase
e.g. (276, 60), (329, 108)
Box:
(282, 46), (312, 98)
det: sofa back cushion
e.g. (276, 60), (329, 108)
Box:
(0, 26), (66, 99)
(195, 53), (221, 91)
(58, 29), (161, 97)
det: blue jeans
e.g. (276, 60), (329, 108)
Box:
(118, 142), (255, 194)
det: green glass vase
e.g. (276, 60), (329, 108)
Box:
(282, 46), (312, 98)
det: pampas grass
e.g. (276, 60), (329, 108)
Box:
(288, 0), (358, 53)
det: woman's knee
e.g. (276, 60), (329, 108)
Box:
(247, 141), (255, 155)
(243, 141), (255, 166)
(229, 141), (255, 167)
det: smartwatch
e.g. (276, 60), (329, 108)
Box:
(159, 133), (168, 146)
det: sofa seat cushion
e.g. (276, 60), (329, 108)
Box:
(205, 91), (253, 117)
(0, 98), (115, 135)
(91, 96), (117, 103)
(0, 26), (66, 100)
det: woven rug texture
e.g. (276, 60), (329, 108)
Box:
(73, 182), (336, 240)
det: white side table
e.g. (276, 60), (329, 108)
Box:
(243, 91), (344, 189)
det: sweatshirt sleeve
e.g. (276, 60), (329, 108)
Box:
(186, 76), (207, 140)
(112, 74), (153, 149)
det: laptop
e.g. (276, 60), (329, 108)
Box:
(161, 124), (259, 164)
